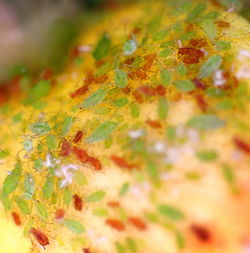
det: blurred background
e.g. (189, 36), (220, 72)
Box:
(0, 0), (249, 85)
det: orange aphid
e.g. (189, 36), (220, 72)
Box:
(121, 86), (131, 94)
(73, 130), (83, 143)
(30, 228), (50, 247)
(42, 68), (53, 81)
(110, 155), (133, 170)
(73, 146), (89, 163)
(154, 85), (165, 96)
(94, 74), (108, 84)
(124, 57), (135, 65)
(107, 201), (120, 208)
(11, 212), (21, 226)
(106, 218), (125, 231)
(137, 85), (156, 96)
(146, 119), (162, 129)
(73, 194), (83, 211)
(55, 209), (65, 220)
(88, 156), (102, 171)
(70, 46), (80, 60)
(178, 47), (204, 64)
(60, 140), (71, 157)
(128, 216), (147, 231)
(70, 85), (89, 98)
(216, 20), (230, 28)
(195, 94), (208, 112)
(132, 90), (144, 104)
(233, 137), (250, 155)
(84, 71), (95, 85)
(189, 38), (207, 48)
(142, 53), (156, 71)
(135, 70), (147, 80)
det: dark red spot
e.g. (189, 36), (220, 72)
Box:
(110, 155), (133, 170)
(55, 209), (65, 220)
(216, 20), (230, 28)
(60, 140), (71, 157)
(107, 201), (120, 208)
(88, 156), (102, 171)
(178, 47), (204, 64)
(70, 46), (80, 60)
(73, 131), (83, 143)
(137, 85), (156, 96)
(70, 85), (89, 98)
(11, 212), (21, 226)
(128, 217), (147, 231)
(146, 119), (162, 129)
(233, 137), (250, 155)
(192, 78), (206, 90)
(190, 225), (211, 243)
(82, 249), (91, 253)
(73, 146), (89, 163)
(30, 228), (50, 247)
(106, 218), (125, 231)
(42, 68), (53, 81)
(155, 85), (166, 96)
(73, 194), (83, 211)
(132, 91), (144, 104)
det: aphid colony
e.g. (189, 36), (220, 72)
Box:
(1, 0), (250, 252)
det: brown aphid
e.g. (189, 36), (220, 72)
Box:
(30, 228), (50, 247)
(73, 130), (83, 143)
(216, 20), (230, 28)
(124, 57), (135, 65)
(84, 71), (95, 85)
(73, 194), (83, 211)
(178, 47), (204, 64)
(11, 212), (21, 226)
(106, 218), (125, 231)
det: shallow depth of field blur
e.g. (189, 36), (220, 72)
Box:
(0, 0), (249, 84)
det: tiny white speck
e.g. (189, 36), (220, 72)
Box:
(154, 141), (166, 153)
(177, 40), (182, 48)
(78, 45), (92, 52)
(128, 129), (143, 139)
